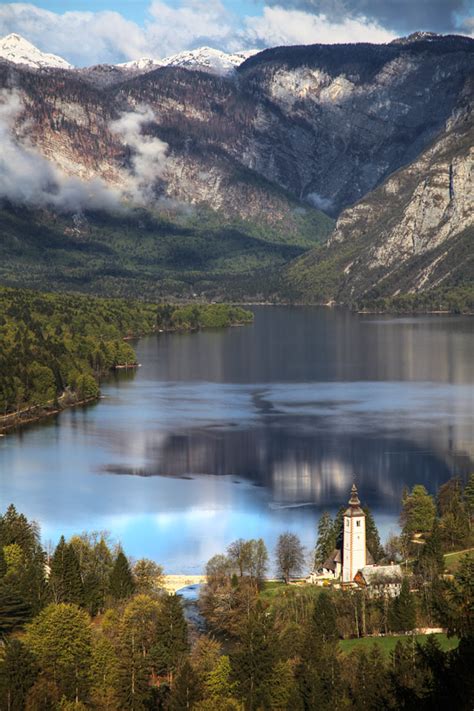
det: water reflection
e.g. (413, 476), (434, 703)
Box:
(0, 307), (473, 572)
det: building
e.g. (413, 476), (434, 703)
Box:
(342, 483), (366, 582)
(308, 484), (403, 596)
(354, 564), (403, 597)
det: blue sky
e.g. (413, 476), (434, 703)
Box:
(0, 1), (472, 66)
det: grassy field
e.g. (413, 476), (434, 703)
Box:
(340, 634), (459, 657)
(443, 548), (474, 573)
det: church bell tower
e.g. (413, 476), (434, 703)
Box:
(342, 484), (366, 582)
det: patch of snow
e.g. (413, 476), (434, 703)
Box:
(0, 33), (72, 69)
(160, 47), (259, 76)
(117, 57), (163, 71)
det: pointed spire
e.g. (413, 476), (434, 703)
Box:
(349, 483), (360, 507)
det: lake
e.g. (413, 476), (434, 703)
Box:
(1, 306), (473, 573)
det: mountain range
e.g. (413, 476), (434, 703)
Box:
(0, 32), (472, 307)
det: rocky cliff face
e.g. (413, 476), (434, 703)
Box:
(284, 91), (473, 302)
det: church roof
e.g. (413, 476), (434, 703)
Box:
(358, 564), (403, 586)
(344, 483), (365, 517)
(322, 548), (341, 571)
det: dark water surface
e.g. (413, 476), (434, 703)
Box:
(1, 307), (473, 572)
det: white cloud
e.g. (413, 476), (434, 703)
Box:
(0, 89), (122, 211)
(110, 106), (169, 203)
(242, 7), (396, 47)
(0, 3), (147, 66)
(145, 0), (234, 57)
(0, 1), (397, 68)
(0, 90), (169, 211)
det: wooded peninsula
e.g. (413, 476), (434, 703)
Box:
(0, 286), (253, 428)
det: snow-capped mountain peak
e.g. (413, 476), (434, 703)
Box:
(0, 33), (72, 70)
(117, 57), (163, 71)
(160, 47), (259, 76)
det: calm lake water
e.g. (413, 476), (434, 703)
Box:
(1, 307), (473, 573)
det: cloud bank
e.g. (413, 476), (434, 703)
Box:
(0, 89), (122, 212)
(110, 106), (169, 203)
(0, 90), (169, 213)
(0, 1), (472, 68)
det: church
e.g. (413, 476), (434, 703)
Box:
(308, 484), (403, 595)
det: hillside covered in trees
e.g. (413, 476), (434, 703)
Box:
(0, 286), (253, 420)
(0, 475), (473, 709)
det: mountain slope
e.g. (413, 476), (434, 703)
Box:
(283, 94), (473, 305)
(0, 34), (472, 303)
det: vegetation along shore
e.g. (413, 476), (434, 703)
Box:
(0, 286), (253, 433)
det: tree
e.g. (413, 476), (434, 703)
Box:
(231, 605), (277, 711)
(247, 539), (269, 588)
(314, 512), (335, 568)
(400, 485), (436, 539)
(109, 549), (135, 601)
(464, 473), (474, 530)
(389, 578), (416, 632)
(0, 576), (32, 633)
(25, 603), (92, 703)
(133, 558), (164, 595)
(437, 477), (469, 549)
(275, 532), (305, 584)
(203, 655), (236, 703)
(414, 519), (444, 583)
(49, 537), (84, 606)
(25, 677), (60, 711)
(363, 506), (384, 562)
(152, 594), (189, 683)
(227, 539), (254, 578)
(169, 660), (202, 711)
(0, 639), (38, 711)
(443, 552), (474, 639)
(312, 591), (338, 643)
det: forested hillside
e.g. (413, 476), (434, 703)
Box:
(0, 287), (252, 418)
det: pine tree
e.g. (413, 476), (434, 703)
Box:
(152, 594), (189, 683)
(312, 591), (338, 643)
(169, 660), (201, 711)
(0, 638), (38, 711)
(363, 506), (384, 562)
(49, 535), (67, 603)
(109, 549), (135, 601)
(63, 544), (85, 606)
(389, 578), (416, 632)
(414, 519), (444, 582)
(464, 473), (474, 530)
(0, 577), (32, 633)
(314, 512), (335, 568)
(25, 603), (92, 703)
(231, 604), (277, 711)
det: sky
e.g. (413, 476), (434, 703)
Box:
(0, 0), (472, 66)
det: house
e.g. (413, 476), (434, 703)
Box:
(354, 564), (403, 597)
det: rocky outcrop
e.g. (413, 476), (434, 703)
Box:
(284, 93), (473, 302)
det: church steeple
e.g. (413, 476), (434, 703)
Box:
(349, 483), (360, 507)
(342, 483), (366, 582)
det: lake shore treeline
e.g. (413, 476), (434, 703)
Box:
(0, 286), (253, 427)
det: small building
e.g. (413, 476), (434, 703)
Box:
(308, 484), (403, 597)
(354, 564), (403, 597)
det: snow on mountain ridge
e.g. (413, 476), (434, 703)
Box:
(0, 33), (72, 69)
(117, 47), (259, 77)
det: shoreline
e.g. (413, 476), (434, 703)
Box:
(0, 393), (98, 435)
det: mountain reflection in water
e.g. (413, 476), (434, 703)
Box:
(1, 307), (472, 572)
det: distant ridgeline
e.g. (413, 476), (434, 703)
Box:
(0, 286), (252, 417)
